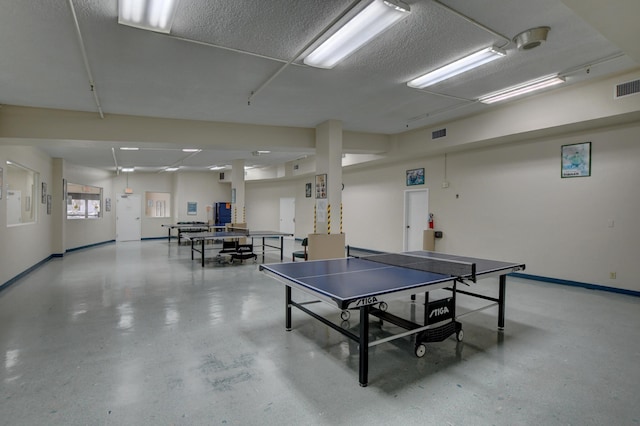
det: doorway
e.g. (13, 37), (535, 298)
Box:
(279, 197), (295, 236)
(116, 194), (141, 242)
(404, 189), (429, 251)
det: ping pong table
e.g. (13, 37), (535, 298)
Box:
(260, 250), (525, 387)
(161, 223), (226, 244)
(182, 230), (294, 266)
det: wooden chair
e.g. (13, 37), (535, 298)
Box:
(292, 238), (308, 262)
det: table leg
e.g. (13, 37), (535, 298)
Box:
(191, 240), (194, 260)
(201, 239), (205, 267)
(498, 274), (506, 329)
(279, 236), (284, 261)
(168, 228), (171, 243)
(285, 286), (292, 331)
(359, 304), (370, 387)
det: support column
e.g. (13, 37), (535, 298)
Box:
(51, 158), (65, 256)
(231, 159), (246, 224)
(315, 120), (342, 235)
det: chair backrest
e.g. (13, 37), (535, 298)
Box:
(301, 238), (308, 247)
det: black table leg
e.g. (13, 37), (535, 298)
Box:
(498, 274), (506, 329)
(359, 304), (370, 387)
(285, 286), (292, 331)
(201, 238), (205, 267)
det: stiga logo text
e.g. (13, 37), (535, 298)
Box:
(429, 306), (449, 318)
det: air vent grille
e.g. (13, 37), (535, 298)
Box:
(615, 79), (640, 98)
(432, 128), (447, 139)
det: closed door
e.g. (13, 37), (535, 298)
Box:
(279, 197), (295, 236)
(116, 194), (141, 242)
(404, 189), (428, 251)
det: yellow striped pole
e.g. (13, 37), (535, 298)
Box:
(243, 206), (246, 223)
(327, 204), (331, 234)
(314, 203), (317, 233)
(340, 203), (343, 234)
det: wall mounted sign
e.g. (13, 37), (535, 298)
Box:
(561, 142), (591, 178)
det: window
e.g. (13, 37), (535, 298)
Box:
(6, 161), (38, 226)
(145, 192), (171, 218)
(67, 183), (102, 219)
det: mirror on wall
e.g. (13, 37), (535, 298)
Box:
(6, 161), (39, 226)
(67, 183), (102, 219)
(145, 191), (171, 218)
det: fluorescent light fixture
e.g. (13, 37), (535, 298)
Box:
(209, 166), (225, 171)
(181, 148), (200, 152)
(252, 150), (272, 156)
(303, 0), (410, 69)
(479, 75), (565, 104)
(118, 0), (180, 34)
(165, 167), (179, 172)
(120, 147), (139, 151)
(121, 167), (135, 172)
(407, 46), (506, 89)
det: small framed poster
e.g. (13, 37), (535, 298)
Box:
(406, 168), (425, 186)
(47, 194), (52, 215)
(561, 142), (591, 178)
(315, 174), (327, 199)
(305, 183), (312, 198)
(187, 201), (197, 215)
(42, 182), (47, 203)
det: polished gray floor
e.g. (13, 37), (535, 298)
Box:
(1, 240), (639, 425)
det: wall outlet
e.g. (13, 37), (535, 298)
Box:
(610, 272), (617, 279)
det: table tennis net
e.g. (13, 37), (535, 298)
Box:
(361, 253), (477, 282)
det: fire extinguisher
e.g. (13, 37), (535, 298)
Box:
(428, 213), (434, 229)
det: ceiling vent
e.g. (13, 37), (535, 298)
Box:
(432, 128), (447, 139)
(513, 27), (550, 51)
(614, 79), (640, 99)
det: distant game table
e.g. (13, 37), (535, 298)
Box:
(161, 223), (226, 244)
(182, 229), (293, 266)
(260, 250), (525, 387)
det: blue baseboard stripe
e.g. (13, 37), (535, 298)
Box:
(511, 273), (640, 298)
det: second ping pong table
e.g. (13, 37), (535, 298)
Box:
(182, 230), (294, 266)
(260, 251), (525, 387)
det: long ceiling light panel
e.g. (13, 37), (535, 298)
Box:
(479, 75), (565, 104)
(304, 0), (410, 69)
(407, 46), (506, 89)
(118, 0), (180, 33)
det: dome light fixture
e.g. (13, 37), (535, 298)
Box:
(513, 27), (550, 51)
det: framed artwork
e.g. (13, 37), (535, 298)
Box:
(406, 168), (425, 186)
(561, 142), (591, 178)
(0, 167), (3, 199)
(105, 198), (111, 212)
(315, 174), (327, 199)
(305, 182), (312, 198)
(47, 194), (52, 215)
(187, 201), (197, 215)
(42, 182), (47, 203)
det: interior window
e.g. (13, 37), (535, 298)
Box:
(67, 183), (102, 219)
(6, 161), (39, 226)
(145, 191), (171, 218)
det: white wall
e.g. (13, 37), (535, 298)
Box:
(0, 146), (53, 286)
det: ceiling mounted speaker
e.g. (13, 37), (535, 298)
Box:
(513, 27), (550, 51)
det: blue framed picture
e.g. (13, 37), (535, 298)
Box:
(187, 201), (197, 215)
(406, 168), (425, 186)
(561, 142), (591, 178)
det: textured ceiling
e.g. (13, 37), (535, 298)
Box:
(0, 0), (638, 172)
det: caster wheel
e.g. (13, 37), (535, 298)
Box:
(415, 344), (427, 358)
(379, 302), (388, 311)
(456, 329), (464, 342)
(340, 310), (351, 321)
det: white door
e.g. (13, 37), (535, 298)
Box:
(279, 197), (295, 236)
(404, 189), (429, 251)
(116, 194), (141, 242)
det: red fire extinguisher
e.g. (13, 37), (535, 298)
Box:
(428, 213), (434, 229)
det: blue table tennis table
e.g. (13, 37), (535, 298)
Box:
(260, 251), (525, 387)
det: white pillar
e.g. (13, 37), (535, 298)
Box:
(231, 159), (246, 224)
(315, 120), (342, 234)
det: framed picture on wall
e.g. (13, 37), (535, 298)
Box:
(305, 182), (312, 198)
(406, 168), (425, 186)
(187, 201), (197, 215)
(0, 167), (3, 199)
(315, 174), (327, 199)
(561, 142), (591, 178)
(47, 194), (52, 215)
(42, 182), (47, 203)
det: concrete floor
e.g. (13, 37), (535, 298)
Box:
(1, 239), (639, 425)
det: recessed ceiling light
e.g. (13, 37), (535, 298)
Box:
(118, 0), (180, 34)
